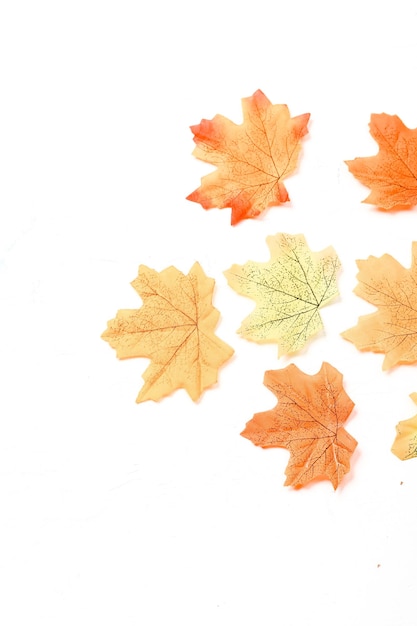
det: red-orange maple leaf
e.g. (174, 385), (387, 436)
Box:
(346, 113), (417, 210)
(187, 90), (310, 225)
(241, 363), (357, 489)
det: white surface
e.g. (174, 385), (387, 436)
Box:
(1, 1), (417, 624)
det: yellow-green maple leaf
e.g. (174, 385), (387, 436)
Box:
(224, 233), (341, 356)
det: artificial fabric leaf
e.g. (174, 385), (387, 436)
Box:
(101, 262), (234, 403)
(342, 243), (417, 369)
(241, 362), (357, 489)
(392, 393), (417, 460)
(224, 233), (341, 356)
(187, 90), (310, 225)
(346, 113), (417, 211)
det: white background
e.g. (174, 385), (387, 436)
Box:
(1, 1), (417, 624)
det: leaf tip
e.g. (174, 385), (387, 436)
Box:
(186, 189), (198, 203)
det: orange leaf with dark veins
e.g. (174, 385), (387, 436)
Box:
(187, 90), (310, 225)
(346, 113), (417, 211)
(241, 363), (357, 489)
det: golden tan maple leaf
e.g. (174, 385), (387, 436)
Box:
(187, 90), (310, 224)
(241, 362), (357, 489)
(346, 113), (417, 210)
(392, 393), (417, 460)
(342, 243), (417, 369)
(101, 262), (234, 403)
(224, 233), (341, 356)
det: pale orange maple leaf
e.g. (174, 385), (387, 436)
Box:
(392, 393), (417, 461)
(342, 243), (417, 369)
(346, 113), (417, 210)
(187, 90), (310, 225)
(241, 363), (357, 489)
(101, 262), (234, 403)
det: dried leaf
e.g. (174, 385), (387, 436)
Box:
(241, 362), (357, 489)
(342, 243), (417, 369)
(224, 233), (340, 356)
(101, 262), (234, 403)
(346, 113), (417, 210)
(187, 90), (310, 224)
(392, 393), (417, 460)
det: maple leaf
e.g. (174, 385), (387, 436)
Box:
(392, 393), (417, 461)
(186, 90), (310, 225)
(241, 363), (357, 489)
(101, 262), (234, 403)
(342, 243), (417, 369)
(224, 233), (341, 356)
(346, 113), (417, 210)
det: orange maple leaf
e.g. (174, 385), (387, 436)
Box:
(241, 363), (357, 489)
(101, 262), (234, 403)
(342, 243), (417, 369)
(346, 113), (417, 210)
(187, 90), (310, 225)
